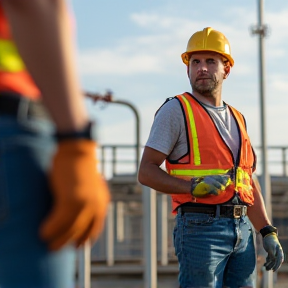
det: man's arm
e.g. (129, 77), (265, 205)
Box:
(138, 146), (231, 196)
(2, 0), (88, 132)
(248, 177), (284, 271)
(138, 146), (191, 194)
(247, 178), (271, 231)
(2, 0), (110, 250)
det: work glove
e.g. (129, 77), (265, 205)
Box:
(263, 233), (284, 272)
(39, 139), (110, 251)
(191, 175), (231, 197)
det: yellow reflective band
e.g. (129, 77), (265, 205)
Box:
(180, 95), (201, 165)
(0, 39), (25, 72)
(236, 167), (252, 191)
(170, 168), (230, 177)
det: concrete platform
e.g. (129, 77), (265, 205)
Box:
(89, 274), (287, 288)
(87, 263), (288, 288)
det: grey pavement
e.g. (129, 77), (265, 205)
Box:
(89, 274), (288, 288)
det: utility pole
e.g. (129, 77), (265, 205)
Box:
(251, 0), (273, 287)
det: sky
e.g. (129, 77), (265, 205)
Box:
(71, 0), (288, 175)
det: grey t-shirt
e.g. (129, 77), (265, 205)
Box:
(202, 102), (240, 163)
(146, 97), (240, 163)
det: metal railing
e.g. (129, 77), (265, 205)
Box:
(91, 145), (288, 265)
(87, 187), (288, 288)
(91, 193), (176, 264)
(98, 145), (288, 178)
(77, 145), (288, 287)
(254, 146), (288, 176)
(99, 145), (138, 178)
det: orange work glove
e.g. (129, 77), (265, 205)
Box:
(39, 139), (110, 251)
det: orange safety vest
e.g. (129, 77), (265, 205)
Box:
(0, 5), (40, 99)
(165, 93), (256, 212)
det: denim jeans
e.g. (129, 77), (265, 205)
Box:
(173, 211), (256, 288)
(0, 114), (76, 288)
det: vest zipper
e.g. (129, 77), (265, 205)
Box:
(228, 107), (242, 189)
(190, 94), (242, 184)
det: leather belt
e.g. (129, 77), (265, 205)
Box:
(177, 204), (247, 219)
(0, 92), (50, 120)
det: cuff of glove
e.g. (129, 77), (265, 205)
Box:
(260, 225), (278, 238)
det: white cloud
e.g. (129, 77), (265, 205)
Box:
(78, 49), (163, 75)
(130, 13), (179, 29)
(268, 74), (288, 96)
(77, 6), (288, 150)
(78, 7), (288, 79)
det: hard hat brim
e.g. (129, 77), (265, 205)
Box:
(181, 50), (234, 67)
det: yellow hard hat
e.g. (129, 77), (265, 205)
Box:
(181, 27), (234, 67)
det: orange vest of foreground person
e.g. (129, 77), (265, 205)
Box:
(0, 5), (40, 99)
(165, 93), (256, 212)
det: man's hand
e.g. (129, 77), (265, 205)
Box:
(39, 140), (110, 251)
(263, 233), (284, 272)
(191, 175), (231, 197)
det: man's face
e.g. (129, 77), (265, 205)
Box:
(187, 52), (228, 97)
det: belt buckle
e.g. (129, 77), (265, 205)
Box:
(233, 205), (243, 218)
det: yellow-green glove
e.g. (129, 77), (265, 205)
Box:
(191, 175), (231, 197)
(263, 233), (284, 272)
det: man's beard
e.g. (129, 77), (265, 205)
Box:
(191, 75), (219, 96)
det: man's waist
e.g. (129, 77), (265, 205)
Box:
(0, 92), (50, 120)
(177, 202), (248, 219)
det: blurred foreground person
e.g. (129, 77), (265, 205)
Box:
(138, 27), (283, 288)
(0, 0), (110, 287)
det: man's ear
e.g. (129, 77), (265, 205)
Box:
(223, 65), (231, 79)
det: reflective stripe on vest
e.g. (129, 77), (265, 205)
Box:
(170, 168), (230, 177)
(0, 39), (25, 72)
(179, 94), (201, 165)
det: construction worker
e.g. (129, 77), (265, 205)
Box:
(138, 27), (284, 288)
(0, 0), (110, 287)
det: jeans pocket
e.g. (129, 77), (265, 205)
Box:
(184, 213), (214, 234)
(186, 213), (214, 225)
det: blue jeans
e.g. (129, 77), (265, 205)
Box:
(173, 211), (256, 288)
(0, 114), (76, 288)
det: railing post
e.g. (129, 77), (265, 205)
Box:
(159, 193), (168, 266)
(77, 241), (91, 288)
(282, 147), (287, 176)
(112, 100), (141, 172)
(100, 146), (105, 175)
(106, 202), (115, 266)
(112, 146), (116, 177)
(116, 201), (125, 242)
(142, 185), (157, 288)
